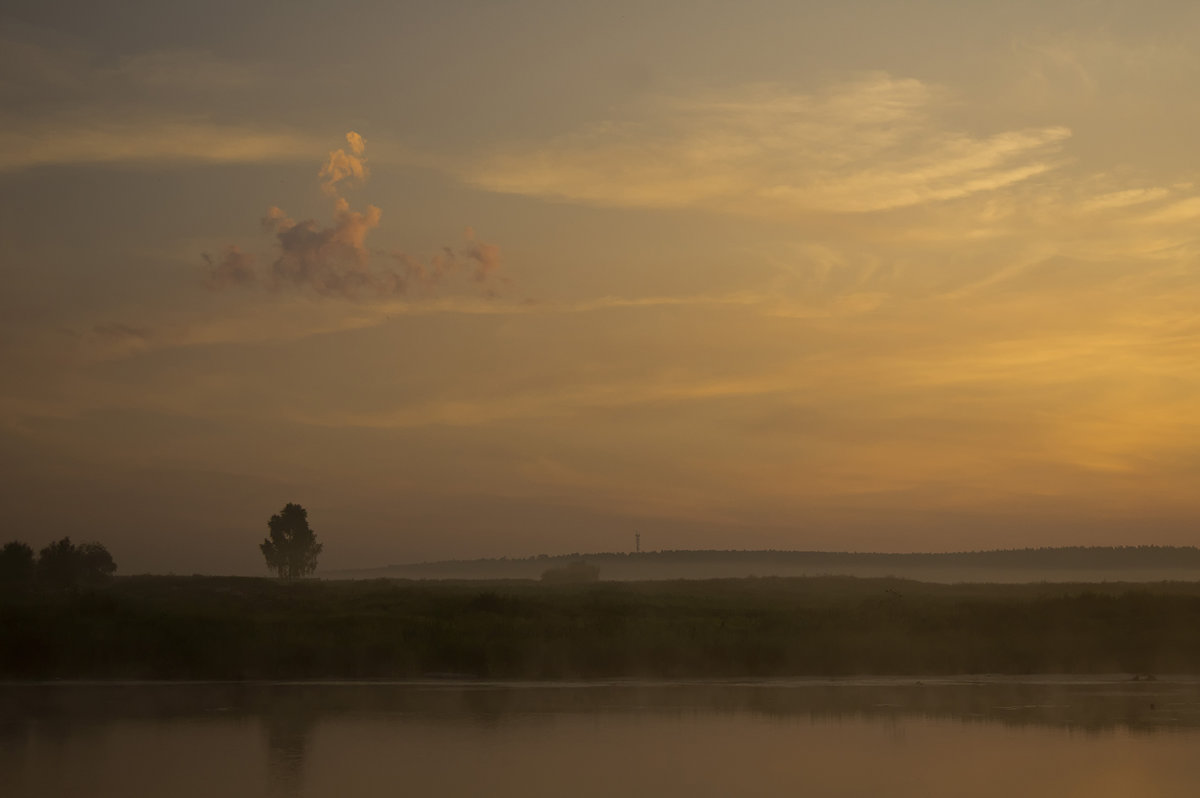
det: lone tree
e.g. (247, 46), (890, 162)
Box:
(260, 503), (323, 579)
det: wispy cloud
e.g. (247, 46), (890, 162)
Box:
(73, 290), (784, 364)
(464, 74), (1070, 216)
(0, 121), (322, 172)
(288, 372), (798, 430)
(0, 28), (323, 172)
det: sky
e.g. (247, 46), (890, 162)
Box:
(2, 0), (1199, 574)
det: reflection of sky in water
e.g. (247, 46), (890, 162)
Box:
(5, 681), (1200, 797)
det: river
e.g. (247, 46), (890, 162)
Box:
(5, 679), (1200, 797)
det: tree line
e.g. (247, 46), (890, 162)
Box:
(0, 501), (322, 589)
(0, 537), (116, 588)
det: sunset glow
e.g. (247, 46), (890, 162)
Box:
(3, 1), (1199, 573)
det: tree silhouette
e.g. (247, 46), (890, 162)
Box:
(0, 541), (35, 584)
(78, 542), (117, 582)
(36, 537), (117, 587)
(260, 503), (323, 579)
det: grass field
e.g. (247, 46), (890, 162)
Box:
(4, 575), (1200, 679)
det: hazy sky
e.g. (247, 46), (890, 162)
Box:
(3, 1), (1199, 573)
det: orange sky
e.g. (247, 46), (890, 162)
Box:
(1, 1), (1198, 573)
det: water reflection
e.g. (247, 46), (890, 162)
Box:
(262, 695), (317, 797)
(5, 679), (1200, 797)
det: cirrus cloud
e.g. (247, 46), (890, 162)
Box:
(464, 74), (1071, 216)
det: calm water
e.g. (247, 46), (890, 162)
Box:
(5, 679), (1200, 797)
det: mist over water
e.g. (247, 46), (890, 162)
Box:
(5, 680), (1200, 797)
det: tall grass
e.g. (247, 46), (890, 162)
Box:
(4, 575), (1200, 679)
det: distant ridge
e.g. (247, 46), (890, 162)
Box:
(325, 545), (1200, 583)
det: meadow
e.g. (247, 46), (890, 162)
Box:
(4, 575), (1200, 679)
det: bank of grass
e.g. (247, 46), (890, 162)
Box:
(4, 575), (1200, 679)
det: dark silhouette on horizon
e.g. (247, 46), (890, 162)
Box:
(328, 544), (1200, 583)
(541, 559), (600, 583)
(260, 503), (323, 579)
(0, 537), (116, 588)
(0, 541), (35, 584)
